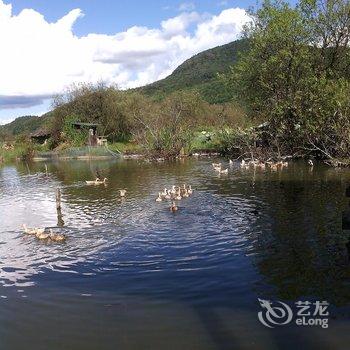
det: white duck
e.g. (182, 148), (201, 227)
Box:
(219, 168), (228, 174)
(22, 224), (44, 235)
(187, 185), (193, 195)
(95, 178), (108, 185)
(35, 231), (50, 240)
(175, 190), (182, 200)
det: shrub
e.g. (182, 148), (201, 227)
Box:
(62, 115), (86, 147)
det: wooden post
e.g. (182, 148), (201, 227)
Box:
(56, 188), (61, 210)
(25, 162), (30, 175)
(56, 188), (64, 227)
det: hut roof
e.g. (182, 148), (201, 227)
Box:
(30, 128), (51, 138)
(72, 122), (100, 127)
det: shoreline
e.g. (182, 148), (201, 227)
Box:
(2, 143), (349, 167)
(31, 150), (222, 162)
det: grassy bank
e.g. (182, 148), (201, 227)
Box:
(108, 142), (142, 154)
(0, 142), (50, 163)
(0, 144), (26, 163)
(0, 129), (227, 164)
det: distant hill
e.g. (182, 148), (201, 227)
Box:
(139, 38), (248, 103)
(0, 39), (248, 138)
(0, 114), (50, 139)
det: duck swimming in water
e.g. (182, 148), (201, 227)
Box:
(187, 185), (193, 195)
(218, 168), (228, 174)
(270, 163), (278, 171)
(161, 187), (168, 197)
(22, 224), (36, 235)
(182, 189), (189, 198)
(86, 178), (107, 185)
(22, 224), (44, 235)
(95, 178), (108, 185)
(35, 231), (50, 240)
(86, 178), (99, 185)
(180, 184), (187, 195)
(170, 201), (178, 212)
(175, 190), (182, 200)
(156, 193), (162, 202)
(119, 189), (127, 197)
(170, 185), (176, 195)
(49, 229), (67, 242)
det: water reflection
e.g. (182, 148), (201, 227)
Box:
(0, 159), (349, 348)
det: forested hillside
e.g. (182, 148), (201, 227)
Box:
(140, 39), (248, 103)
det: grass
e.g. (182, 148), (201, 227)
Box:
(0, 145), (25, 162)
(108, 141), (143, 154)
(37, 141), (143, 159)
(0, 142), (52, 163)
(189, 130), (221, 152)
(0, 134), (220, 165)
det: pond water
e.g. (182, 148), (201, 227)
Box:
(0, 158), (349, 350)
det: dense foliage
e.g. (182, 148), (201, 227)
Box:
(50, 83), (245, 157)
(225, 0), (350, 160)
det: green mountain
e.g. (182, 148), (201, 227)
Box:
(0, 39), (248, 138)
(139, 38), (248, 103)
(0, 115), (50, 139)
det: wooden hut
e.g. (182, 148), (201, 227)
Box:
(71, 122), (100, 146)
(30, 128), (51, 144)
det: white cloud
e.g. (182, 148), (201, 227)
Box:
(179, 2), (196, 11)
(0, 0), (250, 109)
(218, 1), (229, 6)
(0, 118), (14, 125)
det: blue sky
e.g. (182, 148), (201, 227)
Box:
(0, 0), (296, 124)
(9, 1), (259, 35)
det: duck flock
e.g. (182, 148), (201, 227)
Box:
(155, 184), (194, 212)
(22, 158), (314, 242)
(212, 159), (294, 173)
(22, 224), (67, 242)
(85, 177), (194, 212)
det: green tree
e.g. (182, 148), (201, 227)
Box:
(51, 82), (134, 143)
(226, 0), (350, 159)
(62, 115), (86, 147)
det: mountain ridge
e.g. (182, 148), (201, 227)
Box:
(139, 38), (248, 103)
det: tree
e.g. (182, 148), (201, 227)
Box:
(226, 0), (350, 159)
(51, 82), (134, 142)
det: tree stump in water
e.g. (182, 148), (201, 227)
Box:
(56, 188), (64, 227)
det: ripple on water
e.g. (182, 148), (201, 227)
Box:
(0, 159), (350, 309)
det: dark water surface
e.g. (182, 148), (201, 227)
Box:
(0, 158), (349, 350)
